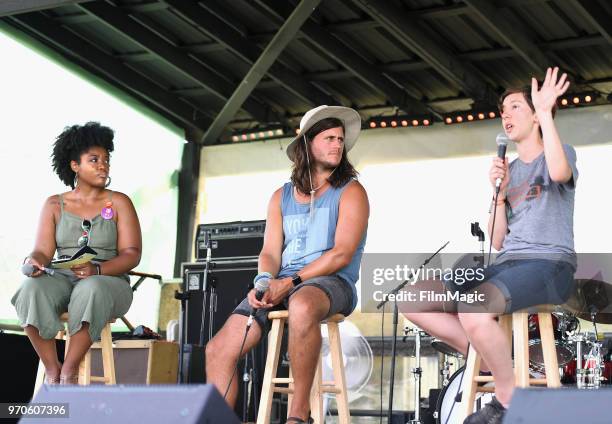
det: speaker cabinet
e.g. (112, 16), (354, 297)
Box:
(0, 333), (54, 403)
(90, 340), (178, 384)
(181, 259), (257, 345)
(180, 259), (268, 422)
(25, 384), (240, 423)
(504, 387), (612, 424)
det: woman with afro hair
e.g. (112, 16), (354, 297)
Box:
(12, 122), (141, 384)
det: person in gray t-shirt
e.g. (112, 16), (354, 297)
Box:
(404, 67), (577, 424)
(497, 141), (578, 267)
(466, 67), (577, 422)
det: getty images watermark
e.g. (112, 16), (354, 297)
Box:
(360, 253), (612, 315)
(361, 253), (489, 312)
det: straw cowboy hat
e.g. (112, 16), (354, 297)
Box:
(286, 105), (361, 161)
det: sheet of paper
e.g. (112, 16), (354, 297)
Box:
(51, 253), (97, 269)
(50, 246), (97, 269)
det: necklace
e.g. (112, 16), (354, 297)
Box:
(307, 168), (336, 220)
(309, 179), (328, 196)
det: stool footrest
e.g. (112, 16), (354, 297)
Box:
(458, 308), (562, 424)
(273, 387), (294, 395)
(257, 313), (350, 424)
(321, 386), (342, 394)
(322, 314), (345, 323)
(89, 376), (109, 383)
(474, 376), (495, 383)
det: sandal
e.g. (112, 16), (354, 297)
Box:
(286, 417), (314, 424)
(59, 374), (79, 385)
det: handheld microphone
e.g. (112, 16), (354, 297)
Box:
(21, 263), (36, 276)
(21, 263), (54, 276)
(495, 133), (509, 193)
(247, 277), (270, 327)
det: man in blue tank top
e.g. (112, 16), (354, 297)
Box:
(205, 105), (369, 423)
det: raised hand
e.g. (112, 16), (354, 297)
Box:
(531, 67), (570, 114)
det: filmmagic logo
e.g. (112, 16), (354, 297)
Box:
(372, 289), (486, 304)
(372, 265), (485, 286)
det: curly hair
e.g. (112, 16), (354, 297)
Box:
(51, 122), (115, 188)
(290, 117), (358, 195)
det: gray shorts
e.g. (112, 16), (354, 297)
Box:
(444, 259), (575, 313)
(232, 275), (354, 331)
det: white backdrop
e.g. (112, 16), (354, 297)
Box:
(197, 105), (612, 299)
(0, 28), (184, 328)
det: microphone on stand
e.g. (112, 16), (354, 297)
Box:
(495, 133), (509, 193)
(205, 230), (212, 262)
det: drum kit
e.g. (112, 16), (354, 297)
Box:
(404, 277), (612, 424)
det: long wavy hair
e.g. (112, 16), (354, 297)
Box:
(290, 117), (358, 195)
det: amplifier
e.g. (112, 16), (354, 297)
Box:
(180, 259), (274, 422)
(90, 340), (178, 384)
(181, 259), (258, 345)
(195, 220), (265, 260)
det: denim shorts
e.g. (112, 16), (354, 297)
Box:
(232, 275), (354, 331)
(444, 259), (575, 313)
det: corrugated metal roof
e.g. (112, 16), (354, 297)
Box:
(1, 0), (610, 144)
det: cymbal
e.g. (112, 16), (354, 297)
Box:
(563, 279), (612, 324)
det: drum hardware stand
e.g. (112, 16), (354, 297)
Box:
(208, 275), (217, 343)
(403, 326), (427, 424)
(567, 332), (587, 387)
(568, 330), (605, 389)
(376, 242), (449, 424)
(577, 280), (610, 388)
(584, 309), (605, 388)
(470, 222), (485, 268)
(439, 355), (454, 387)
(175, 230), (214, 383)
(242, 349), (259, 420)
(580, 335), (603, 389)
(196, 231), (215, 347)
(571, 304), (606, 388)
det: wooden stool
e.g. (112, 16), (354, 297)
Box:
(459, 309), (561, 420)
(33, 313), (116, 395)
(257, 311), (350, 424)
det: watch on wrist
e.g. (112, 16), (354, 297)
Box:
(291, 273), (302, 287)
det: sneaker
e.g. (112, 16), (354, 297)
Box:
(463, 397), (506, 424)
